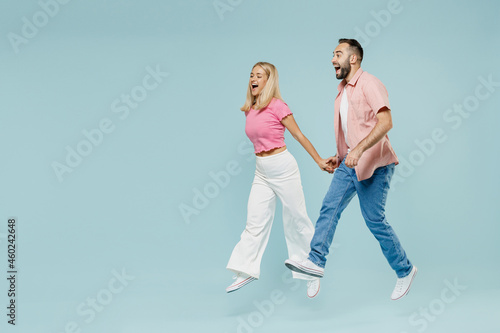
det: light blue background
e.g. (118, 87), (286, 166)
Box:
(1, 0), (499, 332)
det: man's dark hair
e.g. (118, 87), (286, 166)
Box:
(338, 38), (363, 63)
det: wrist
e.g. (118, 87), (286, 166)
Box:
(353, 144), (365, 154)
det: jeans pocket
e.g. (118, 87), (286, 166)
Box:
(372, 165), (388, 175)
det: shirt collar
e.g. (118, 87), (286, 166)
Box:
(337, 68), (364, 91)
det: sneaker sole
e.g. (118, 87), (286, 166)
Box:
(285, 260), (324, 278)
(226, 277), (256, 293)
(391, 266), (418, 300)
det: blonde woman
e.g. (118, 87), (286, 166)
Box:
(226, 62), (334, 298)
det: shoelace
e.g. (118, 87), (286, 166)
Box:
(307, 280), (318, 287)
(394, 278), (405, 292)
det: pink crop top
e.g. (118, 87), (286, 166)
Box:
(245, 98), (292, 154)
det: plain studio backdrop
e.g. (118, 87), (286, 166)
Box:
(1, 0), (499, 332)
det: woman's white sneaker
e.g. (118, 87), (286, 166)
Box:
(226, 273), (256, 293)
(391, 266), (417, 300)
(307, 278), (320, 298)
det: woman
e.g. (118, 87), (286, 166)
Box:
(226, 62), (333, 298)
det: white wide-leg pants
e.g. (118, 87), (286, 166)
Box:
(227, 150), (315, 280)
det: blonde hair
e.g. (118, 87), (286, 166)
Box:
(241, 62), (283, 112)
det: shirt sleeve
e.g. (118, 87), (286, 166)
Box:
(272, 99), (293, 121)
(364, 77), (391, 114)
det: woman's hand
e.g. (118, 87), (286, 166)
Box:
(318, 157), (337, 174)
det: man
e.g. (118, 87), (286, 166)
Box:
(285, 38), (416, 300)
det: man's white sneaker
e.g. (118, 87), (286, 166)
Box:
(391, 266), (417, 300)
(285, 259), (324, 278)
(307, 278), (320, 298)
(226, 273), (256, 293)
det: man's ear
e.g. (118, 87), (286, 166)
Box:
(350, 53), (357, 64)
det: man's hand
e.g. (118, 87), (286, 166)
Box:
(345, 148), (363, 168)
(344, 108), (393, 168)
(318, 159), (334, 173)
(317, 156), (338, 173)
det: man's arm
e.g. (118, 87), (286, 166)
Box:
(345, 107), (392, 168)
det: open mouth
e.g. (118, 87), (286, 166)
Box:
(251, 83), (258, 89)
(334, 65), (340, 74)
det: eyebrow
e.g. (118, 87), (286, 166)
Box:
(333, 50), (343, 55)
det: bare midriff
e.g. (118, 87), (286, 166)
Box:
(255, 146), (286, 157)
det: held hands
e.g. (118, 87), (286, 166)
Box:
(318, 148), (364, 172)
(318, 156), (339, 174)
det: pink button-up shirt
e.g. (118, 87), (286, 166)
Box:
(334, 68), (398, 181)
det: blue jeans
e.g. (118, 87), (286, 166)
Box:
(308, 159), (413, 278)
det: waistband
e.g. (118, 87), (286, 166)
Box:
(255, 149), (289, 160)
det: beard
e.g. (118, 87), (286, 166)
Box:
(336, 60), (351, 80)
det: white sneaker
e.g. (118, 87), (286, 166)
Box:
(391, 266), (417, 300)
(307, 278), (320, 298)
(285, 259), (324, 278)
(226, 273), (256, 293)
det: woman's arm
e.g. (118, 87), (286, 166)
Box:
(281, 115), (334, 173)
